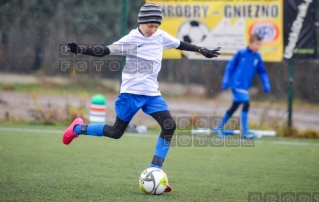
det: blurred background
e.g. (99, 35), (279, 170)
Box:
(0, 0), (318, 137)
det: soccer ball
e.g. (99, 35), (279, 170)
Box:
(139, 167), (168, 195)
(177, 20), (210, 44)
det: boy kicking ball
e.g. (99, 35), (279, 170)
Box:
(63, 3), (220, 192)
(214, 34), (270, 139)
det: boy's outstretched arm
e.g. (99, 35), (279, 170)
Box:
(222, 51), (240, 89)
(176, 41), (220, 58)
(66, 41), (110, 57)
(257, 59), (271, 93)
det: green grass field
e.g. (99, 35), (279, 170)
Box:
(0, 125), (318, 201)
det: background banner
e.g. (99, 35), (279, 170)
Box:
(283, 0), (317, 60)
(147, 0), (283, 61)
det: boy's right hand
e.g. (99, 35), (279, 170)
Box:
(222, 82), (229, 90)
(67, 41), (81, 54)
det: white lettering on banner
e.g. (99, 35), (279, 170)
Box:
(224, 4), (279, 18)
(160, 5), (209, 18)
(284, 0), (313, 59)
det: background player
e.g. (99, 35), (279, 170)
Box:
(63, 3), (220, 192)
(214, 34), (270, 139)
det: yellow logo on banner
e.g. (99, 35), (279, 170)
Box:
(146, 0), (283, 62)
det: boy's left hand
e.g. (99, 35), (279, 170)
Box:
(200, 47), (221, 58)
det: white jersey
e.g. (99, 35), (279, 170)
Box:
(107, 28), (180, 96)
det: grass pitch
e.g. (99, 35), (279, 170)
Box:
(0, 125), (318, 201)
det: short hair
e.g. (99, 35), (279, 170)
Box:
(249, 34), (262, 43)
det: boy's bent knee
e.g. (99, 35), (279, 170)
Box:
(160, 120), (176, 142)
(162, 119), (176, 133)
(103, 119), (128, 139)
(111, 134), (123, 139)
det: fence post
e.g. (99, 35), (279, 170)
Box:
(120, 0), (128, 84)
(287, 59), (294, 127)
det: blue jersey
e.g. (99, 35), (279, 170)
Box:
(222, 47), (270, 93)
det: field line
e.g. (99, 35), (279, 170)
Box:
(0, 127), (319, 147)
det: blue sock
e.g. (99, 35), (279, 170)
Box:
(150, 138), (170, 168)
(241, 111), (249, 133)
(215, 113), (230, 130)
(74, 124), (105, 136)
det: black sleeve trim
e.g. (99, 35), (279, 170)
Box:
(176, 41), (201, 52)
(81, 46), (110, 57)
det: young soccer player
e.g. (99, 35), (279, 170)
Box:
(63, 3), (220, 192)
(214, 34), (270, 139)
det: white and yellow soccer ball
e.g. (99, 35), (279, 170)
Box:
(139, 167), (168, 195)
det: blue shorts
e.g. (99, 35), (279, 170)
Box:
(115, 93), (169, 122)
(232, 90), (250, 102)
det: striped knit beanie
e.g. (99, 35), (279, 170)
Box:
(137, 4), (163, 25)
